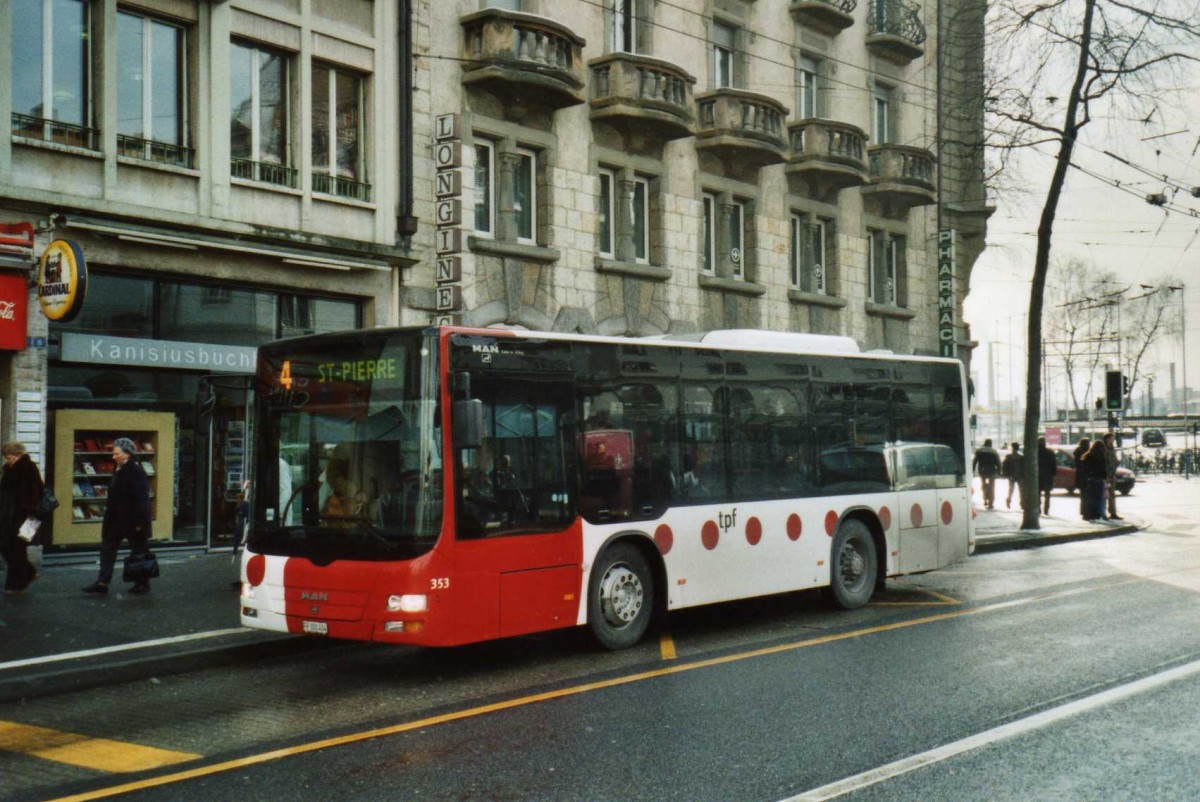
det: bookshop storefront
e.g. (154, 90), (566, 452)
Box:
(45, 271), (360, 553)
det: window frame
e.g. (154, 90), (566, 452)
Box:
(12, 0), (95, 146)
(116, 10), (187, 150)
(598, 168), (616, 258)
(311, 60), (368, 197)
(230, 39), (294, 184)
(514, 147), (538, 245)
(873, 85), (893, 144)
(632, 176), (650, 264)
(798, 56), (819, 119)
(474, 140), (496, 238)
(728, 199), (745, 280)
(700, 193), (717, 275)
(713, 21), (736, 88)
(612, 0), (637, 53)
(869, 229), (899, 306)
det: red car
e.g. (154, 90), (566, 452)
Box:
(1049, 445), (1136, 495)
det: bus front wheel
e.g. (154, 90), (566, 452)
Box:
(829, 519), (877, 610)
(588, 542), (654, 650)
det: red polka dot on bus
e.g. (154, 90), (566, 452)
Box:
(654, 524), (674, 555)
(702, 520), (720, 550)
(745, 516), (762, 545)
(786, 513), (802, 541)
(911, 503), (923, 528)
(942, 500), (954, 525)
(246, 554), (266, 587)
(824, 510), (838, 536)
(879, 507), (891, 530)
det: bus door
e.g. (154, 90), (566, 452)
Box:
(934, 445), (970, 564)
(447, 335), (581, 640)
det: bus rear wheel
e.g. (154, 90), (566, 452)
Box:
(588, 542), (653, 650)
(829, 519), (877, 610)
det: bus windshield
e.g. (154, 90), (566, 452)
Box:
(249, 330), (443, 562)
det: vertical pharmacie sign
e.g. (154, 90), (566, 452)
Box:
(37, 239), (88, 323)
(433, 113), (463, 325)
(937, 229), (956, 358)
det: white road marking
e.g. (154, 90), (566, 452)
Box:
(781, 656), (1200, 802)
(0, 629), (249, 671)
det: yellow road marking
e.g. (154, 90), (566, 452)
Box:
(0, 722), (200, 773)
(49, 578), (1140, 802)
(659, 633), (677, 660)
(871, 586), (962, 606)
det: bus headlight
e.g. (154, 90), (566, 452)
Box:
(387, 594), (427, 613)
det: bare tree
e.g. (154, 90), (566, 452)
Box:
(1044, 259), (1119, 414)
(984, 0), (1200, 528)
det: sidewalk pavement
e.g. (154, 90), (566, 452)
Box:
(1, 509), (1143, 704)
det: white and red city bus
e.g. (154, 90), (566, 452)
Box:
(240, 326), (973, 649)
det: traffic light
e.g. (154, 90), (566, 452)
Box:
(1105, 370), (1124, 410)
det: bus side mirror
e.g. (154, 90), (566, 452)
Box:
(453, 399), (484, 449)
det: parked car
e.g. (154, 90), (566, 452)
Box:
(1141, 427), (1166, 448)
(1049, 445), (1136, 495)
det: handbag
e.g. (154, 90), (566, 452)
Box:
(39, 486), (60, 520)
(123, 550), (160, 582)
(18, 517), (40, 543)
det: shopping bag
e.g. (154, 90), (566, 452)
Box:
(123, 550), (160, 582)
(39, 487), (60, 520)
(17, 517), (40, 543)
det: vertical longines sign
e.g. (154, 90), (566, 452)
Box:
(433, 113), (463, 326)
(937, 229), (956, 358)
(38, 239), (89, 323)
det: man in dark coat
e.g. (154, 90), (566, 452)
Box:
(1, 442), (45, 593)
(83, 437), (153, 595)
(1037, 437), (1057, 516)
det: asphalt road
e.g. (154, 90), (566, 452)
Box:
(4, 477), (1199, 802)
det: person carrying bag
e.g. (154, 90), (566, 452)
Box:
(83, 438), (155, 595)
(1, 442), (46, 594)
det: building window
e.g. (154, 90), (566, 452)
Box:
(474, 141), (495, 236)
(312, 62), (369, 201)
(116, 11), (189, 167)
(701, 193), (717, 274)
(728, 200), (745, 279)
(791, 215), (827, 293)
(632, 177), (649, 263)
(713, 22), (736, 88)
(869, 229), (904, 306)
(230, 40), (294, 187)
(598, 169), (615, 257)
(11, 0), (95, 148)
(873, 85), (893, 144)
(798, 56), (819, 119)
(514, 147), (537, 244)
(612, 0), (637, 52)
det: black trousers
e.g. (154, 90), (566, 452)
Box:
(97, 529), (149, 585)
(2, 538), (36, 591)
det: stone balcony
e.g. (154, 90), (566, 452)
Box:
(589, 53), (696, 142)
(785, 119), (868, 196)
(460, 9), (586, 110)
(866, 0), (926, 64)
(694, 89), (788, 168)
(862, 144), (936, 209)
(788, 0), (857, 34)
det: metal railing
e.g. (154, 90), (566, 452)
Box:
(231, 158), (298, 188)
(117, 135), (194, 168)
(312, 172), (372, 202)
(868, 0), (927, 45)
(796, 0), (857, 13)
(11, 113), (99, 150)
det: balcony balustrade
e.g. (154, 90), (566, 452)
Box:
(788, 0), (857, 34)
(460, 9), (586, 110)
(695, 89), (788, 168)
(862, 144), (936, 209)
(786, 119), (868, 195)
(589, 53), (695, 141)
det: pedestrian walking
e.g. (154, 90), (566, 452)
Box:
(1002, 442), (1023, 509)
(1072, 437), (1091, 520)
(0, 442), (45, 594)
(972, 438), (1001, 510)
(82, 438), (154, 595)
(1037, 437), (1057, 515)
(1079, 440), (1108, 522)
(1103, 433), (1122, 520)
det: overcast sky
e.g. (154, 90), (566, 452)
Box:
(963, 83), (1200, 413)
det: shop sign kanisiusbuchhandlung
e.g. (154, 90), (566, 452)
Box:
(37, 239), (88, 323)
(61, 333), (258, 373)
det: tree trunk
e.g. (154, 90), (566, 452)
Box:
(1020, 0), (1098, 529)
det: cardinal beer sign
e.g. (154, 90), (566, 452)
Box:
(37, 239), (88, 323)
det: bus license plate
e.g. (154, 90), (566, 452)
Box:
(302, 620), (328, 635)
